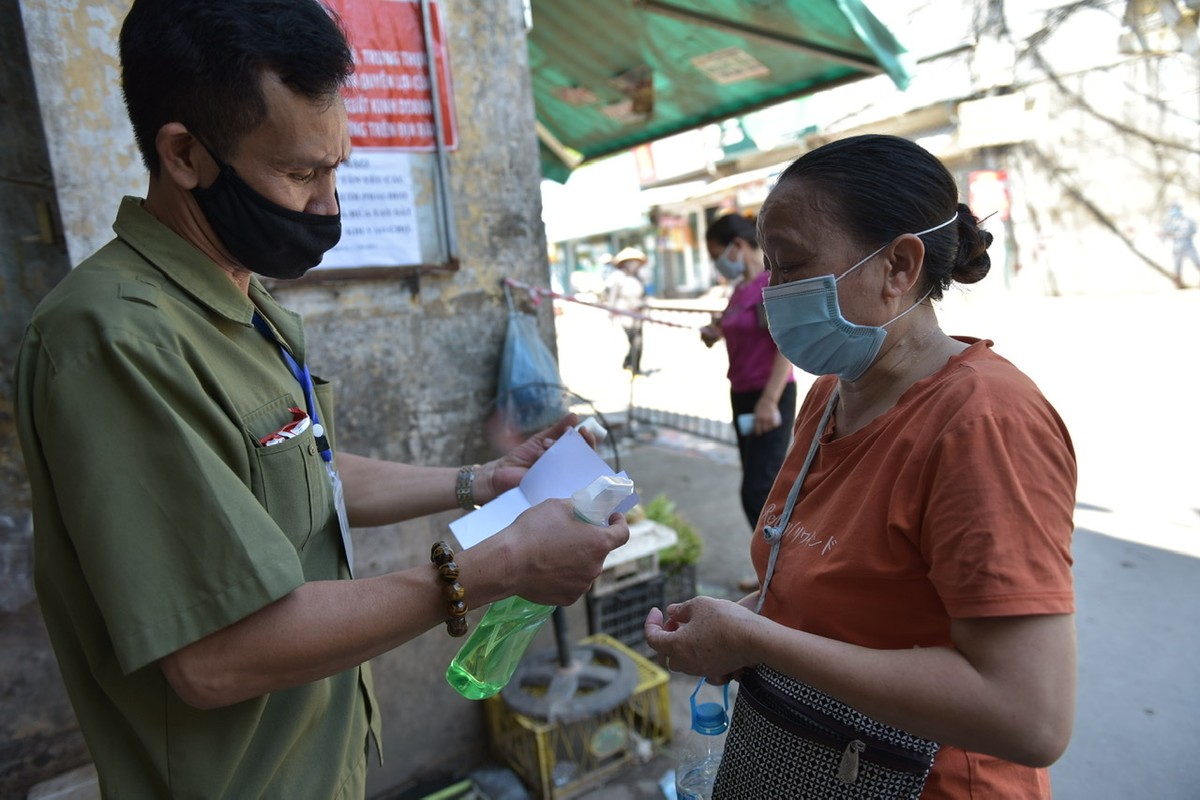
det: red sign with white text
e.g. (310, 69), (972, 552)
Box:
(328, 0), (458, 151)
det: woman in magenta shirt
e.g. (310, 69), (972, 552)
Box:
(701, 213), (797, 530)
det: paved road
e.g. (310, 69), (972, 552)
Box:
(551, 287), (1200, 799)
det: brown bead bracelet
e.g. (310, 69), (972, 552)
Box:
(431, 540), (469, 637)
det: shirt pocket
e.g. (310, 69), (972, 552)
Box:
(244, 396), (325, 551)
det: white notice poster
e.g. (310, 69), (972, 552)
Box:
(319, 148), (421, 269)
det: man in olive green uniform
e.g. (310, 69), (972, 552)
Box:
(13, 1), (627, 797)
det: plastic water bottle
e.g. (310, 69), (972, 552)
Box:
(675, 679), (730, 800)
(446, 474), (636, 700)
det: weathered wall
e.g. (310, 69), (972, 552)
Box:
(1000, 52), (1200, 295)
(2, 0), (556, 796)
(1, 0), (81, 795)
(17, 0), (143, 265)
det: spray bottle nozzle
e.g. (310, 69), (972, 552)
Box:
(571, 475), (635, 526)
(575, 416), (608, 442)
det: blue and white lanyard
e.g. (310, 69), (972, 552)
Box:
(755, 389), (838, 615)
(251, 313), (332, 463)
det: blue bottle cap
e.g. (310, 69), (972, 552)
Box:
(692, 701), (728, 735)
(689, 677), (730, 735)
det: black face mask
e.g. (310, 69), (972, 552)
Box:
(191, 156), (341, 280)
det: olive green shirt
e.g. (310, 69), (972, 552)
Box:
(15, 197), (379, 799)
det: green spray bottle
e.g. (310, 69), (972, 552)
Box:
(446, 474), (636, 700)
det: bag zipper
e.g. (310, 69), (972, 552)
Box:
(737, 670), (936, 777)
(838, 739), (865, 783)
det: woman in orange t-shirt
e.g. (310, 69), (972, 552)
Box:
(646, 134), (1076, 799)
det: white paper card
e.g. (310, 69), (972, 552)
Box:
(448, 427), (639, 549)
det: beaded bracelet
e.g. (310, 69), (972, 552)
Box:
(430, 540), (468, 637)
(455, 464), (479, 511)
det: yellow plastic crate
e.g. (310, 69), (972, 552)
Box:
(483, 634), (672, 800)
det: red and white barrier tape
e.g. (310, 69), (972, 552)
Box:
(502, 277), (708, 330)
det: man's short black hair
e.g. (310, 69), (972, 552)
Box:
(119, 0), (354, 175)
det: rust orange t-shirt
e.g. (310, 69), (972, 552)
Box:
(750, 338), (1076, 799)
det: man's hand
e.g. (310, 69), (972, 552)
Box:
(492, 498), (629, 606)
(477, 413), (599, 502)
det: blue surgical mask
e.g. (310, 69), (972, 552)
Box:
(762, 213), (957, 381)
(713, 243), (744, 281)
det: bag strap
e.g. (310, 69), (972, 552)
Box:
(755, 388), (838, 614)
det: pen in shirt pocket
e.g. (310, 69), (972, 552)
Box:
(259, 407), (311, 447)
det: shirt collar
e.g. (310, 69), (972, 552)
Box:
(113, 196), (310, 358)
(112, 195), (256, 326)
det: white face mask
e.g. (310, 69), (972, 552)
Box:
(761, 213), (958, 381)
(713, 243), (745, 281)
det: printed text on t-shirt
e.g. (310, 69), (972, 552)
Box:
(761, 501), (838, 556)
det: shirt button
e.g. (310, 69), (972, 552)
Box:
(308, 442), (318, 456)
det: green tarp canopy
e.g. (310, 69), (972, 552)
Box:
(529, 0), (914, 181)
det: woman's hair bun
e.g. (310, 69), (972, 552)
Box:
(951, 203), (992, 285)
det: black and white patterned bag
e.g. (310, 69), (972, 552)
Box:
(712, 664), (939, 799)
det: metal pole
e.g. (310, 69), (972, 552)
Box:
(420, 0), (458, 265)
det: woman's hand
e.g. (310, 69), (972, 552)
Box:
(644, 596), (764, 684)
(752, 395), (782, 435)
(699, 324), (722, 348)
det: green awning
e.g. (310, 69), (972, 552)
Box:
(529, 0), (914, 181)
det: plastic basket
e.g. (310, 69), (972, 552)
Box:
(483, 634), (671, 800)
(662, 563), (697, 607)
(585, 575), (665, 655)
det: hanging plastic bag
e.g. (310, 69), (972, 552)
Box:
(495, 284), (565, 434)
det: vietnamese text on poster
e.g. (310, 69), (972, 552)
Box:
(321, 0), (458, 269)
(320, 149), (420, 269)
